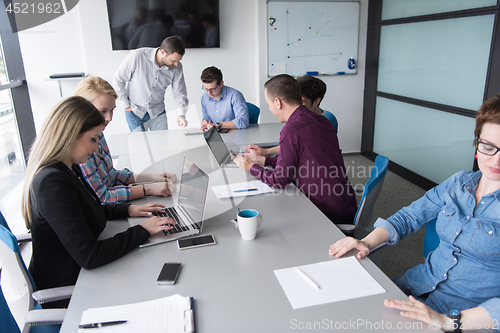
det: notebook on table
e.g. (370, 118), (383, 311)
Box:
(204, 127), (239, 168)
(128, 157), (210, 248)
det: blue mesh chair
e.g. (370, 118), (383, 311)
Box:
(337, 155), (390, 240)
(246, 102), (260, 124)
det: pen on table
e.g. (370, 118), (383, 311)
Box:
(296, 268), (321, 289)
(233, 188), (258, 193)
(79, 320), (127, 329)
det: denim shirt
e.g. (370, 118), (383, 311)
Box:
(374, 170), (500, 329)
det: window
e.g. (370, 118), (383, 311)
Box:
(362, 0), (500, 188)
(0, 4), (36, 233)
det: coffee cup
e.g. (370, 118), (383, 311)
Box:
(237, 209), (261, 240)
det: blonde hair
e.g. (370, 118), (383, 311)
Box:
(22, 96), (105, 228)
(74, 76), (117, 102)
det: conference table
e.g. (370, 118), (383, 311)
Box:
(60, 124), (440, 332)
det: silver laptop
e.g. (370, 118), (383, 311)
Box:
(130, 157), (210, 248)
(204, 127), (239, 168)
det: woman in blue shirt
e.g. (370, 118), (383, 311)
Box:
(330, 94), (500, 332)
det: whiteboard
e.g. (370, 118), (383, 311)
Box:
(267, 1), (359, 77)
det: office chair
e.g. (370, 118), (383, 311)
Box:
(0, 218), (72, 333)
(246, 102), (260, 124)
(322, 110), (338, 132)
(0, 282), (65, 333)
(0, 212), (31, 244)
(337, 155), (389, 240)
(423, 219), (439, 258)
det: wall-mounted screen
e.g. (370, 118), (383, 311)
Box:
(105, 0), (220, 50)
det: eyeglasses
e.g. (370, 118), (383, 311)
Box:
(476, 140), (500, 156)
(202, 83), (220, 93)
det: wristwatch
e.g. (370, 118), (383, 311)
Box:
(447, 309), (462, 333)
(215, 122), (222, 130)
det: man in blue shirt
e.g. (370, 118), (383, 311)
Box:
(199, 66), (249, 131)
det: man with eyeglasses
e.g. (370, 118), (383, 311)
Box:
(199, 66), (249, 131)
(114, 36), (189, 132)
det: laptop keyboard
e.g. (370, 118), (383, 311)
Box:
(152, 207), (192, 235)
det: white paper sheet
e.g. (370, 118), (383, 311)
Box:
(79, 294), (193, 333)
(211, 180), (275, 199)
(274, 257), (386, 309)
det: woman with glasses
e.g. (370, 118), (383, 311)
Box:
(330, 94), (500, 331)
(75, 76), (177, 204)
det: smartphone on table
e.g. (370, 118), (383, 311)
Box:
(177, 235), (216, 250)
(156, 263), (182, 285)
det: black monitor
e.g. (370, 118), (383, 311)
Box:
(105, 0), (220, 50)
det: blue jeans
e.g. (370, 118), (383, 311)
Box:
(125, 110), (168, 132)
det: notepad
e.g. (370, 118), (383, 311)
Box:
(274, 257), (386, 309)
(211, 180), (275, 199)
(79, 294), (194, 332)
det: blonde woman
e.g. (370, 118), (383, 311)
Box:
(22, 97), (175, 307)
(75, 76), (177, 204)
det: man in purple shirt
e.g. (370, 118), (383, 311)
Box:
(233, 74), (357, 223)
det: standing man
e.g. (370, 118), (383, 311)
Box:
(114, 36), (189, 132)
(233, 74), (357, 224)
(199, 66), (249, 131)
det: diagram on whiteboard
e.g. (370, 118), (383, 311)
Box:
(268, 2), (359, 77)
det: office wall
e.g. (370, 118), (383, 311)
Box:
(17, 0), (367, 153)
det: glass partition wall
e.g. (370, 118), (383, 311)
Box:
(363, 0), (500, 188)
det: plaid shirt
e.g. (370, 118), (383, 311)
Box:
(80, 134), (133, 203)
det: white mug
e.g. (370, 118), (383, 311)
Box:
(237, 209), (261, 240)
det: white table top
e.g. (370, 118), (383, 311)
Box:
(60, 126), (439, 333)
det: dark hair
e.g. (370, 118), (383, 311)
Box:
(296, 76), (327, 106)
(160, 36), (185, 55)
(201, 66), (223, 85)
(475, 94), (500, 140)
(264, 74), (302, 106)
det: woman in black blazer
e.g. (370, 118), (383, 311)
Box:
(21, 96), (175, 308)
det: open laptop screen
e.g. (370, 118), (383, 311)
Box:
(178, 157), (210, 229)
(204, 127), (231, 165)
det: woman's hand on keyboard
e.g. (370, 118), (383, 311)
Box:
(129, 202), (165, 217)
(140, 216), (177, 235)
